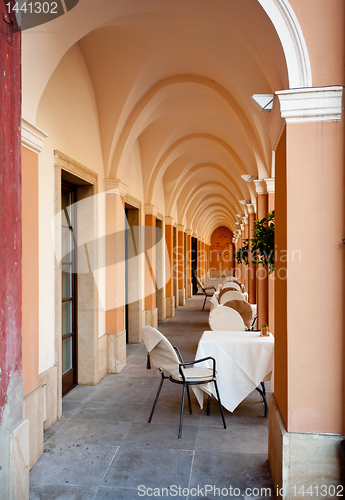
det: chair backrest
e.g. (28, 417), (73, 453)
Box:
(218, 289), (244, 304)
(209, 305), (246, 331)
(141, 326), (181, 379)
(224, 277), (241, 286)
(222, 282), (241, 292)
(196, 277), (204, 291)
(223, 299), (253, 328)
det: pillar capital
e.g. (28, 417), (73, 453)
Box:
(265, 178), (275, 194)
(254, 180), (268, 196)
(105, 179), (129, 196)
(247, 204), (257, 215)
(165, 216), (176, 226)
(243, 216), (249, 225)
(144, 205), (159, 217)
(177, 224), (185, 233)
(185, 229), (192, 236)
(22, 118), (48, 154)
(276, 86), (343, 124)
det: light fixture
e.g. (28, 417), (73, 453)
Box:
(241, 174), (256, 183)
(235, 221), (240, 226)
(239, 200), (251, 205)
(236, 213), (245, 218)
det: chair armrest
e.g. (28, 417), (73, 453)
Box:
(203, 286), (216, 291)
(179, 356), (216, 377)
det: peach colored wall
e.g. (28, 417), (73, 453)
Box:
(286, 119), (345, 434)
(22, 146), (39, 398)
(289, 0), (345, 87)
(145, 214), (156, 310)
(105, 193), (125, 335)
(274, 128), (288, 428)
(210, 227), (233, 275)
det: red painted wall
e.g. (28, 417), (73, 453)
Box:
(0, 1), (22, 420)
(209, 226), (234, 276)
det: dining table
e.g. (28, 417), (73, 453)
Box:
(192, 330), (274, 412)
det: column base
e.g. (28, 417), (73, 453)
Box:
(268, 393), (344, 499)
(38, 365), (58, 432)
(10, 420), (29, 500)
(186, 283), (193, 298)
(165, 297), (175, 318)
(178, 288), (186, 306)
(144, 308), (158, 329)
(107, 330), (127, 374)
(23, 386), (45, 470)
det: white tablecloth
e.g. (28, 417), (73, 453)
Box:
(193, 330), (274, 412)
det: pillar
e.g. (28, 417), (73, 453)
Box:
(269, 86), (345, 497)
(186, 230), (192, 298)
(243, 216), (249, 293)
(144, 206), (158, 328)
(165, 217), (175, 318)
(266, 178), (275, 336)
(247, 205), (257, 305)
(105, 182), (127, 372)
(254, 180), (269, 328)
(177, 225), (186, 306)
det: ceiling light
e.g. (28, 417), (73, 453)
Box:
(241, 174), (256, 183)
(236, 213), (245, 218)
(239, 200), (251, 205)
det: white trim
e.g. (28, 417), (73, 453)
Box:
(265, 178), (275, 193)
(144, 204), (159, 217)
(252, 94), (274, 112)
(165, 216), (176, 227)
(276, 87), (343, 123)
(268, 96), (286, 151)
(257, 0), (312, 88)
(254, 180), (268, 195)
(21, 118), (48, 154)
(105, 179), (129, 196)
(185, 229), (193, 236)
(177, 224), (185, 233)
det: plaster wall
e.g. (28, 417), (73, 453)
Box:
(36, 44), (106, 374)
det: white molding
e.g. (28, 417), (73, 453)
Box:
(185, 229), (192, 236)
(252, 94), (274, 112)
(247, 204), (257, 215)
(265, 178), (275, 193)
(243, 216), (249, 225)
(177, 224), (185, 233)
(105, 179), (129, 196)
(276, 87), (343, 123)
(165, 216), (176, 227)
(144, 204), (159, 217)
(254, 180), (268, 196)
(268, 95), (286, 151)
(257, 0), (312, 88)
(21, 118), (48, 154)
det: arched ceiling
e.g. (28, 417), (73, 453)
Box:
(23, 0), (291, 239)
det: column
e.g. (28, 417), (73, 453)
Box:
(144, 205), (158, 328)
(266, 178), (275, 336)
(177, 224), (186, 306)
(165, 217), (175, 318)
(268, 86), (344, 496)
(243, 216), (249, 293)
(186, 230), (192, 298)
(254, 180), (269, 328)
(247, 204), (257, 305)
(105, 182), (127, 372)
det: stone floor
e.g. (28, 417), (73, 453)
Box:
(29, 281), (275, 499)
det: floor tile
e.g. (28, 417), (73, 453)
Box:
(195, 424), (268, 454)
(29, 484), (98, 499)
(120, 422), (198, 450)
(95, 486), (143, 499)
(71, 401), (143, 422)
(30, 443), (118, 486)
(103, 446), (194, 489)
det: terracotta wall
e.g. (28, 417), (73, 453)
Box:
(209, 226), (234, 276)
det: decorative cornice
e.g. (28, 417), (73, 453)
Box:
(21, 118), (48, 154)
(185, 229), (192, 236)
(268, 95), (285, 151)
(177, 224), (185, 232)
(144, 205), (159, 217)
(276, 86), (343, 123)
(253, 180), (268, 196)
(105, 179), (129, 196)
(247, 204), (257, 215)
(265, 178), (275, 194)
(165, 216), (176, 227)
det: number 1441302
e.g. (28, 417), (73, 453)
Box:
(6, 2), (58, 14)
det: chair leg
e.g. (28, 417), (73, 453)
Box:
(255, 382), (267, 418)
(148, 373), (165, 423)
(178, 383), (187, 438)
(213, 380), (227, 429)
(207, 395), (211, 416)
(202, 294), (207, 310)
(186, 385), (192, 415)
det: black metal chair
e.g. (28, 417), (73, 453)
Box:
(196, 277), (216, 310)
(142, 326), (226, 438)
